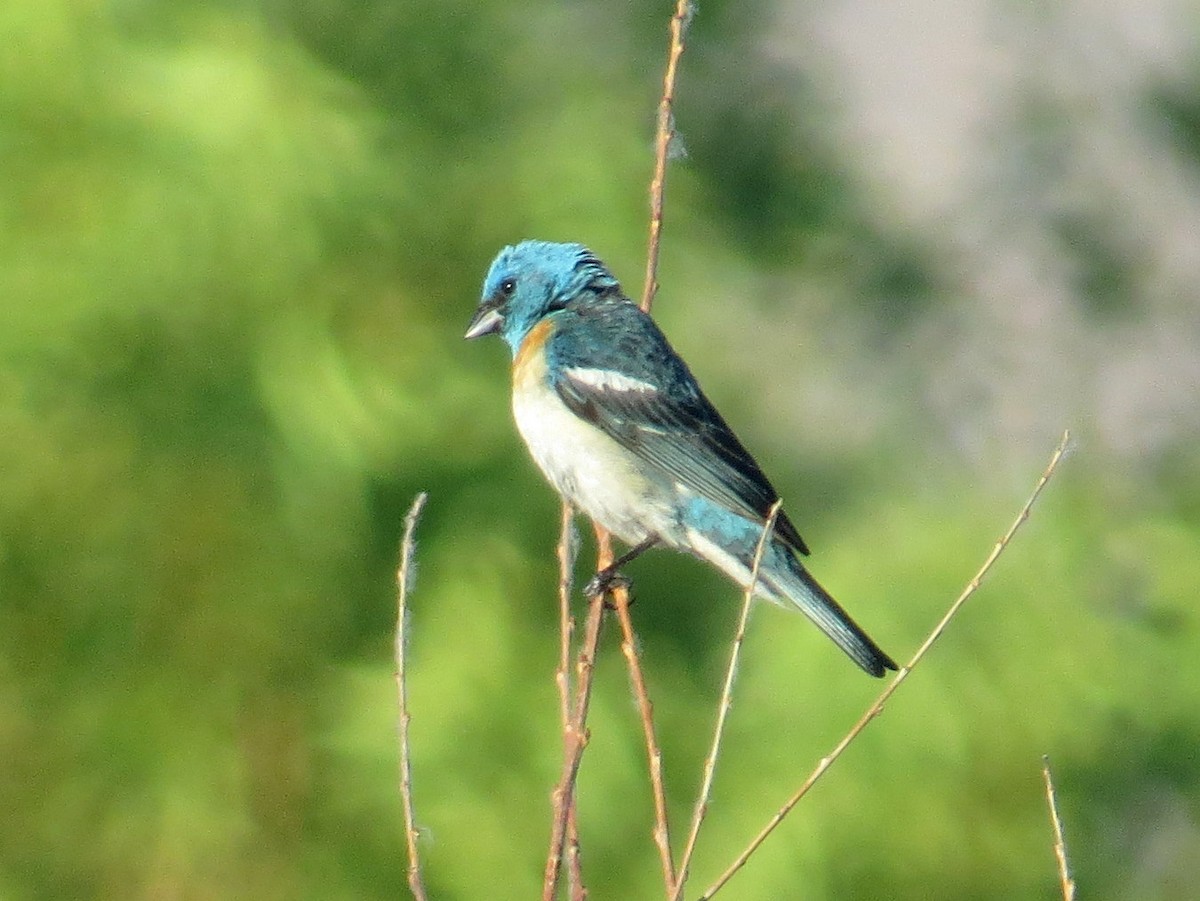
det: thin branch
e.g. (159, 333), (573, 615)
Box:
(544, 583), (607, 900)
(567, 821), (587, 901)
(554, 503), (587, 901)
(673, 501), (781, 899)
(1042, 755), (1077, 901)
(557, 504), (578, 734)
(551, 7), (695, 892)
(619, 3), (691, 887)
(641, 0), (694, 314)
(395, 491), (430, 901)
(553, 7), (700, 889)
(598, 525), (677, 895)
(700, 430), (1073, 899)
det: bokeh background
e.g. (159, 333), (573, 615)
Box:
(3, 0), (1198, 898)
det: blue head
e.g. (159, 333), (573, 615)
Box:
(464, 240), (621, 355)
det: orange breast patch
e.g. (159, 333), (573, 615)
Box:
(513, 318), (555, 389)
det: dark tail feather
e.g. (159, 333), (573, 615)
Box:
(763, 550), (897, 678)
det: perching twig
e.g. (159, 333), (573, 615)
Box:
(556, 505), (579, 739)
(599, 524), (678, 896)
(549, 3), (697, 894)
(641, 0), (693, 314)
(544, 578), (607, 901)
(673, 501), (781, 899)
(395, 492), (430, 901)
(701, 430), (1073, 899)
(554, 504), (587, 901)
(549, 7), (697, 888)
(1042, 755), (1077, 901)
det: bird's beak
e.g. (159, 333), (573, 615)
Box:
(464, 300), (504, 340)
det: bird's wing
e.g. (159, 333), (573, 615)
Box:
(548, 306), (810, 555)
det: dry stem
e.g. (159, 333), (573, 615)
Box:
(641, 0), (693, 313)
(597, 524), (678, 895)
(557, 504), (577, 735)
(673, 501), (781, 899)
(554, 503), (586, 900)
(395, 492), (430, 901)
(550, 3), (693, 895)
(1042, 755), (1077, 901)
(700, 430), (1072, 899)
(544, 574), (607, 900)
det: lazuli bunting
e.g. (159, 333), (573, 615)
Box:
(465, 240), (896, 677)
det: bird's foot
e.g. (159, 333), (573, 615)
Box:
(583, 567), (632, 602)
(581, 534), (658, 603)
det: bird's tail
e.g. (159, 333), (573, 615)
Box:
(758, 543), (897, 678)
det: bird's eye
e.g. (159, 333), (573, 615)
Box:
(499, 277), (516, 297)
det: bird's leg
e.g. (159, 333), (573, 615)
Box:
(584, 535), (659, 599)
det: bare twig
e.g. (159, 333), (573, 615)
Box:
(554, 503), (587, 901)
(544, 582), (607, 900)
(567, 822), (587, 901)
(641, 0), (693, 314)
(598, 525), (677, 896)
(1042, 755), (1077, 901)
(700, 430), (1072, 899)
(549, 8), (697, 894)
(557, 504), (578, 734)
(395, 492), (430, 901)
(673, 501), (781, 899)
(552, 7), (701, 894)
(622, 3), (694, 881)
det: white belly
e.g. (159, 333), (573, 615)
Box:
(512, 376), (675, 545)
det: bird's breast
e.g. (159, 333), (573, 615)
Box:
(513, 319), (556, 390)
(511, 350), (671, 545)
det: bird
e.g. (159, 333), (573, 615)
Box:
(465, 240), (897, 677)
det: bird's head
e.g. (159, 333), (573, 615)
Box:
(465, 240), (620, 355)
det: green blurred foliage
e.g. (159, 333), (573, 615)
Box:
(1, 1), (1197, 899)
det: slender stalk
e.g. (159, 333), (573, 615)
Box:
(700, 431), (1073, 899)
(554, 503), (586, 900)
(556, 506), (577, 738)
(544, 584), (606, 901)
(395, 492), (430, 901)
(1042, 755), (1077, 901)
(641, 0), (694, 314)
(553, 4), (698, 894)
(598, 523), (677, 896)
(673, 502), (781, 898)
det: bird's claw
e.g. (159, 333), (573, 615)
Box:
(583, 568), (632, 600)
